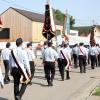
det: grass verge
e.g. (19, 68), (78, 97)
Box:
(93, 86), (100, 96)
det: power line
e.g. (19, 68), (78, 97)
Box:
(0, 0), (38, 13)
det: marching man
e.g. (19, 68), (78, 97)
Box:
(9, 38), (31, 100)
(60, 43), (72, 80)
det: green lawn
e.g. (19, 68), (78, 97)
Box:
(93, 87), (100, 96)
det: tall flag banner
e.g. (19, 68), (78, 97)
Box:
(0, 17), (3, 28)
(42, 3), (56, 41)
(90, 26), (96, 46)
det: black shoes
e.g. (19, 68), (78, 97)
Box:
(1, 84), (4, 88)
(7, 77), (10, 82)
(61, 79), (64, 81)
(66, 77), (70, 80)
(80, 70), (86, 73)
(48, 82), (53, 86)
(4, 77), (10, 84)
(16, 96), (22, 100)
(4, 80), (9, 84)
(27, 81), (32, 85)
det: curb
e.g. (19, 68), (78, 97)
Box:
(65, 77), (100, 100)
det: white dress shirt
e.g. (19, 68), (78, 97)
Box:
(41, 45), (47, 58)
(61, 48), (71, 61)
(89, 46), (98, 56)
(78, 46), (87, 56)
(26, 48), (35, 61)
(72, 46), (78, 55)
(9, 47), (30, 74)
(57, 46), (63, 58)
(43, 47), (59, 62)
(1, 48), (11, 60)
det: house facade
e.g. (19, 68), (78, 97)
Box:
(0, 7), (63, 42)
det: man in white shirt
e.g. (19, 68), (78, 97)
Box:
(78, 43), (87, 73)
(10, 38), (31, 100)
(26, 42), (35, 85)
(43, 42), (58, 86)
(1, 42), (11, 84)
(60, 43), (71, 80)
(89, 44), (98, 69)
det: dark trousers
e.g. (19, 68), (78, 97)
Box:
(45, 61), (55, 85)
(90, 55), (97, 69)
(63, 59), (70, 79)
(43, 63), (47, 78)
(73, 54), (78, 68)
(29, 61), (35, 81)
(3, 60), (10, 81)
(96, 57), (98, 67)
(98, 54), (100, 66)
(58, 58), (65, 80)
(11, 67), (27, 100)
(88, 54), (90, 64)
(79, 55), (86, 73)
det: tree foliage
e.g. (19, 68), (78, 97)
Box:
(70, 16), (75, 29)
(54, 9), (65, 23)
(54, 9), (75, 29)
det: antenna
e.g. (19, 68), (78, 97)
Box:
(92, 19), (95, 25)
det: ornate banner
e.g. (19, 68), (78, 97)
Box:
(90, 26), (96, 46)
(42, 3), (56, 41)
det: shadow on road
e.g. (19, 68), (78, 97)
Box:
(0, 97), (8, 100)
(32, 81), (48, 87)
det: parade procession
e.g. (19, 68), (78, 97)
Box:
(0, 0), (100, 100)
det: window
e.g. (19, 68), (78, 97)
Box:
(0, 28), (10, 39)
(56, 30), (61, 36)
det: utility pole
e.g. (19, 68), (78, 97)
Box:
(46, 0), (50, 4)
(62, 9), (68, 39)
(92, 19), (95, 25)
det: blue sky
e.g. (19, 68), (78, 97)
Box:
(0, 0), (100, 26)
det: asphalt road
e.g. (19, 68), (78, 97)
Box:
(0, 58), (100, 100)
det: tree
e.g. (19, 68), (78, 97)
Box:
(54, 9), (75, 29)
(70, 16), (75, 29)
(54, 9), (65, 23)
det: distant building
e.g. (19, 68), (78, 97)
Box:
(94, 26), (100, 38)
(69, 30), (78, 36)
(0, 7), (63, 42)
(74, 26), (91, 36)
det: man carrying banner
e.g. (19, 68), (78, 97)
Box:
(43, 42), (58, 86)
(10, 38), (31, 100)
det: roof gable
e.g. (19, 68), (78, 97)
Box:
(12, 7), (44, 22)
(10, 7), (62, 25)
